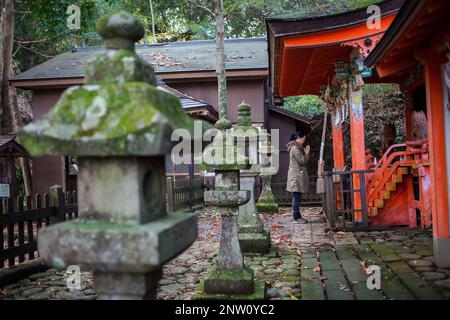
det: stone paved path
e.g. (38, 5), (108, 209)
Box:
(1, 207), (449, 300)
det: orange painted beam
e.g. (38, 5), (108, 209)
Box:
(376, 54), (417, 78)
(282, 14), (395, 48)
(278, 13), (397, 97)
(416, 48), (449, 240)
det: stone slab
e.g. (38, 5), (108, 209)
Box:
(204, 267), (254, 295)
(239, 231), (271, 254)
(300, 279), (325, 300)
(370, 244), (401, 262)
(387, 261), (414, 274)
(396, 272), (444, 300)
(37, 214), (197, 272)
(193, 280), (266, 300)
(352, 282), (384, 300)
(335, 246), (355, 260)
(319, 252), (341, 271)
(322, 270), (353, 300)
(341, 259), (368, 283)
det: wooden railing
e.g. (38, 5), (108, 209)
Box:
(0, 186), (77, 270)
(323, 170), (374, 231)
(367, 140), (429, 204)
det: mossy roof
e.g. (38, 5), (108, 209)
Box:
(12, 38), (267, 82)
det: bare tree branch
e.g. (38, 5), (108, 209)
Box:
(187, 0), (214, 17)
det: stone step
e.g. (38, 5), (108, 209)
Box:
(300, 279), (325, 300)
(352, 245), (382, 265)
(352, 282), (385, 300)
(318, 251), (341, 271)
(396, 272), (444, 300)
(335, 246), (355, 261)
(340, 259), (368, 283)
(370, 244), (401, 262)
(322, 270), (354, 300)
(387, 261), (414, 274)
(378, 265), (415, 300)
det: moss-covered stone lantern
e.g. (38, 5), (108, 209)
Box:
(256, 132), (279, 213)
(18, 11), (197, 300)
(194, 113), (266, 299)
(232, 102), (271, 253)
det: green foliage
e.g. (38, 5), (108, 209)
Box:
(282, 95), (325, 117)
(14, 0), (386, 71)
(14, 0), (116, 70)
(363, 84), (407, 160)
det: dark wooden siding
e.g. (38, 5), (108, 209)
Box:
(268, 110), (297, 183)
(169, 79), (265, 124)
(32, 90), (67, 196)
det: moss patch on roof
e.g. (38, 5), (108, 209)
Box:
(268, 0), (384, 20)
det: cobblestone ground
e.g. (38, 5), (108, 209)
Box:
(1, 207), (450, 300)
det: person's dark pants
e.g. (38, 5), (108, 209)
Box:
(292, 192), (302, 220)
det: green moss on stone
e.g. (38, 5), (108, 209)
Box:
(193, 280), (266, 300)
(19, 83), (195, 156)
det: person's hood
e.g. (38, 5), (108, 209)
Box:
(287, 141), (303, 152)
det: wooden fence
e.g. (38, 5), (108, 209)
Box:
(0, 186), (77, 270)
(166, 177), (205, 212)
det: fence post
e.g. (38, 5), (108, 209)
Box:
(188, 177), (193, 211)
(324, 173), (336, 229)
(50, 185), (65, 223)
(166, 177), (174, 213)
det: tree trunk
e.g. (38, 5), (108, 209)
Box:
(1, 0), (33, 195)
(1, 0), (14, 133)
(214, 0), (231, 130)
(0, 0), (5, 125)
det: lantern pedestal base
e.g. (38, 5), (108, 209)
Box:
(238, 231), (271, 254)
(203, 266), (254, 295)
(194, 279), (266, 300)
(256, 202), (279, 213)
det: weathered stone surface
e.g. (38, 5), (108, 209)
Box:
(399, 253), (422, 260)
(194, 280), (266, 300)
(408, 259), (434, 268)
(433, 279), (450, 290)
(421, 272), (447, 281)
(204, 190), (250, 208)
(216, 215), (244, 270)
(37, 215), (197, 272)
(238, 231), (271, 254)
(204, 267), (254, 294)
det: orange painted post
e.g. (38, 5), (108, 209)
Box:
(331, 112), (345, 210)
(350, 89), (366, 224)
(417, 49), (450, 267)
(331, 115), (345, 170)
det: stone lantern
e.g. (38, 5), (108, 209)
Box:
(194, 118), (266, 299)
(233, 102), (271, 254)
(256, 132), (279, 213)
(18, 11), (197, 300)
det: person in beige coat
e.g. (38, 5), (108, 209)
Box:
(286, 131), (310, 223)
